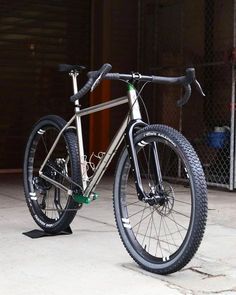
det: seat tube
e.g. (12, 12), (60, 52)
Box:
(70, 71), (88, 190)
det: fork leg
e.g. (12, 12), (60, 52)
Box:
(125, 121), (165, 200)
(125, 119), (147, 201)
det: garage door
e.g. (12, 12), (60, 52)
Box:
(0, 0), (90, 169)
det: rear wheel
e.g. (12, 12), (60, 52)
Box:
(113, 125), (207, 274)
(23, 115), (82, 233)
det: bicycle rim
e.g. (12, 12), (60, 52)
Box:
(116, 133), (197, 267)
(26, 125), (76, 224)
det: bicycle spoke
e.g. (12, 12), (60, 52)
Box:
(132, 210), (155, 229)
(41, 134), (49, 155)
(141, 209), (153, 248)
(169, 212), (185, 240)
(171, 208), (191, 219)
(135, 203), (148, 238)
(162, 215), (171, 254)
(157, 215), (164, 257)
(174, 199), (191, 205)
(125, 200), (144, 207)
(129, 206), (150, 219)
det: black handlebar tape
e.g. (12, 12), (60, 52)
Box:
(70, 63), (112, 102)
(176, 68), (195, 107)
(152, 75), (186, 85)
(98, 63), (112, 79)
(177, 84), (192, 107)
(104, 73), (121, 80)
(87, 63), (112, 79)
(185, 68), (195, 84)
(87, 70), (97, 79)
(70, 78), (94, 102)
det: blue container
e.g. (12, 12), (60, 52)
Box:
(207, 131), (228, 149)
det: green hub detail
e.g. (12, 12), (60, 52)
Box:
(73, 193), (99, 204)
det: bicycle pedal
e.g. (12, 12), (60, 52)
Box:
(73, 192), (99, 204)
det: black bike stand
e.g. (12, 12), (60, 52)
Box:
(22, 227), (72, 239)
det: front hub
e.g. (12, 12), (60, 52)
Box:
(144, 183), (174, 216)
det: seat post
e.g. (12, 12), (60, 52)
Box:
(69, 70), (79, 96)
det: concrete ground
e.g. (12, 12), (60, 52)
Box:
(0, 174), (236, 295)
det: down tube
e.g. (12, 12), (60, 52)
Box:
(84, 116), (129, 196)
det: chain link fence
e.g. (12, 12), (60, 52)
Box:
(139, 0), (236, 190)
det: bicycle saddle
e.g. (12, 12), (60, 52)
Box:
(58, 64), (86, 73)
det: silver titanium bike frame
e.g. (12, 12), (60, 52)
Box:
(39, 71), (142, 198)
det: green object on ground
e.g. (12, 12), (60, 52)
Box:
(73, 192), (99, 204)
(73, 194), (91, 204)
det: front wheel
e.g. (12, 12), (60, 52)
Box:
(113, 124), (207, 274)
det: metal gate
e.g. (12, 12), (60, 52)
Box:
(234, 106), (236, 189)
(139, 0), (236, 190)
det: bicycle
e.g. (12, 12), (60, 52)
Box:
(23, 63), (208, 274)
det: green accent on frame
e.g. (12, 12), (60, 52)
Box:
(127, 83), (135, 91)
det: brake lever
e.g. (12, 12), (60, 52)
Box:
(90, 74), (102, 92)
(194, 80), (206, 96)
(90, 63), (112, 92)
